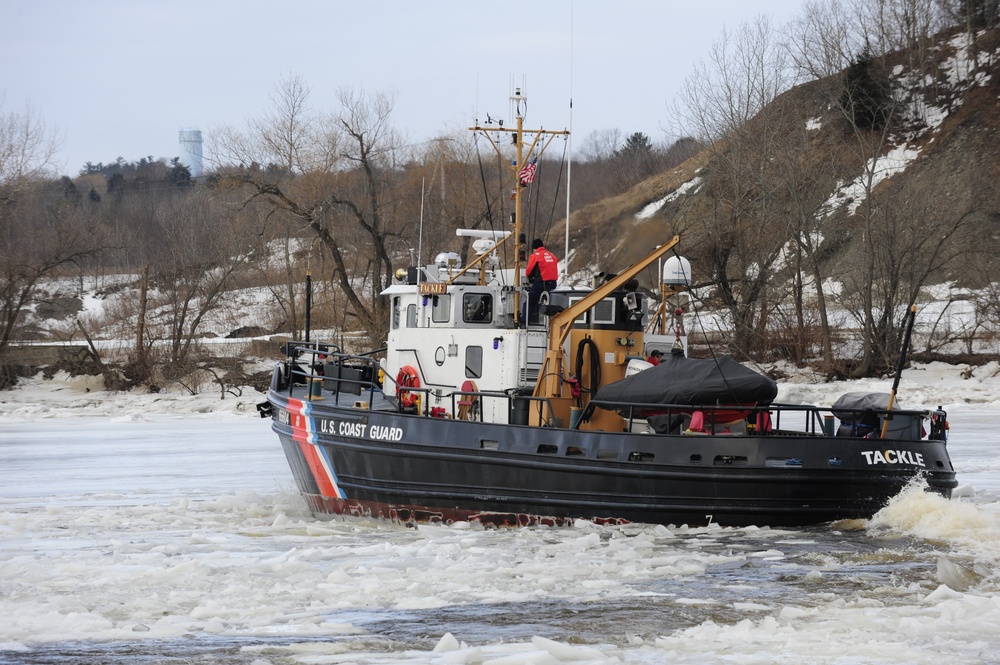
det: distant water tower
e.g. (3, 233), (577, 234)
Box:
(178, 129), (203, 177)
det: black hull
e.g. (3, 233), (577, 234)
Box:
(267, 390), (957, 528)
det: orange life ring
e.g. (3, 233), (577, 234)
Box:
(395, 365), (420, 408)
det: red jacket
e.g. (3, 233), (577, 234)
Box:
(526, 246), (559, 282)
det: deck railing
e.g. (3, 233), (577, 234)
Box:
(274, 341), (929, 439)
(277, 341), (556, 422)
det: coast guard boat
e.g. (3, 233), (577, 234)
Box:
(258, 90), (956, 528)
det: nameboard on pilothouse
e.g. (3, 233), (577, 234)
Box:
(419, 283), (448, 295)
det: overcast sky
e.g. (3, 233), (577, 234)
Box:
(3, 1), (805, 177)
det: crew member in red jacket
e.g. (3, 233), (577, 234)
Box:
(525, 238), (559, 324)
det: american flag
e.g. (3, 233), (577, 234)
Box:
(518, 159), (537, 186)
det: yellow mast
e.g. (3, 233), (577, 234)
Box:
(470, 88), (684, 428)
(469, 87), (569, 324)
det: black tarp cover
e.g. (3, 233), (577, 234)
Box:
(592, 354), (778, 412)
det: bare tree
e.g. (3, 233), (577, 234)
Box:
(0, 105), (106, 386)
(578, 128), (623, 162)
(144, 193), (254, 374)
(0, 194), (107, 382)
(674, 15), (795, 357)
(0, 101), (61, 207)
(210, 75), (410, 345)
(782, 0), (989, 375)
(788, 0), (940, 82)
(846, 162), (984, 369)
(413, 133), (499, 268)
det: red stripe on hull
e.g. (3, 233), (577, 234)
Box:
(287, 397), (341, 498)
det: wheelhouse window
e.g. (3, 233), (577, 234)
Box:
(568, 296), (587, 324)
(463, 293), (493, 324)
(431, 294), (451, 323)
(592, 297), (615, 324)
(406, 304), (418, 328)
(392, 297), (401, 330)
(465, 346), (483, 378)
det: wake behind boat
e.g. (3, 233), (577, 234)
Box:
(258, 89), (956, 528)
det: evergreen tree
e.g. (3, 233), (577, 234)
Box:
(840, 51), (890, 131)
(170, 158), (192, 188)
(614, 132), (654, 159)
(612, 132), (658, 189)
(59, 176), (79, 200)
(107, 172), (125, 199)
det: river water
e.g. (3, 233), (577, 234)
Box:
(1, 387), (1000, 664)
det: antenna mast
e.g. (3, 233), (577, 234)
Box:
(563, 3), (574, 285)
(469, 83), (569, 324)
